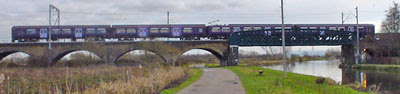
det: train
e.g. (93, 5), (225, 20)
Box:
(11, 24), (375, 42)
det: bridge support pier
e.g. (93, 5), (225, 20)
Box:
(340, 45), (356, 68)
(226, 46), (239, 66)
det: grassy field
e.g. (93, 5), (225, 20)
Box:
(0, 65), (187, 94)
(226, 66), (372, 94)
(161, 68), (203, 94)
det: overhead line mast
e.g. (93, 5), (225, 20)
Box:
(281, 0), (287, 78)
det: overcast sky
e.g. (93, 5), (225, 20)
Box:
(0, 0), (398, 55)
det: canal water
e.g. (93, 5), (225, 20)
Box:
(264, 60), (400, 94)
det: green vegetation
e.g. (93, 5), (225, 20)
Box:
(161, 68), (203, 94)
(205, 63), (221, 68)
(226, 66), (371, 94)
(353, 64), (400, 72)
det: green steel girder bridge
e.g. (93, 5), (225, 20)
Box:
(227, 30), (369, 66)
(229, 30), (360, 46)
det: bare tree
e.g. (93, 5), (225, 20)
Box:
(382, 1), (400, 33)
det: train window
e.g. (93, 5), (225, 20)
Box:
(86, 28), (95, 34)
(264, 27), (271, 30)
(285, 27), (292, 32)
(52, 29), (61, 34)
(139, 28), (147, 32)
(243, 27), (252, 31)
(328, 27), (337, 30)
(300, 27), (308, 32)
(211, 27), (220, 32)
(348, 27), (354, 31)
(233, 27), (241, 32)
(357, 27), (364, 31)
(320, 27), (326, 30)
(161, 28), (169, 33)
(63, 29), (72, 34)
(172, 28), (181, 32)
(183, 28), (193, 33)
(150, 28), (159, 33)
(127, 28), (136, 33)
(338, 27), (345, 31)
(222, 27), (230, 32)
(116, 28), (126, 33)
(274, 27), (282, 32)
(199, 28), (203, 33)
(75, 28), (82, 33)
(26, 29), (36, 34)
(97, 28), (107, 34)
(40, 29), (48, 33)
(253, 27), (261, 30)
(285, 27), (291, 32)
(310, 27), (317, 32)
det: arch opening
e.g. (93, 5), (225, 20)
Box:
(0, 51), (30, 67)
(53, 50), (102, 67)
(177, 49), (222, 66)
(114, 50), (166, 66)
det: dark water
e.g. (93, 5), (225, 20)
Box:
(264, 60), (400, 94)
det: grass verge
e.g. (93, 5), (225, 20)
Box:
(226, 66), (372, 94)
(161, 68), (203, 94)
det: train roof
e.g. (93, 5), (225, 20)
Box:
(12, 25), (110, 28)
(294, 24), (374, 26)
(227, 24), (295, 26)
(112, 24), (205, 26)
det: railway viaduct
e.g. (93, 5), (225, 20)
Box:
(0, 41), (239, 67)
(0, 30), (386, 67)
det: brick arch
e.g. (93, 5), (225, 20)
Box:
(111, 48), (167, 64)
(0, 50), (32, 62)
(0, 50), (33, 66)
(180, 48), (224, 61)
(50, 49), (103, 66)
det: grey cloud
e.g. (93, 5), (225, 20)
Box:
(0, 0), (395, 39)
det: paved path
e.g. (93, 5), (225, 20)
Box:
(178, 68), (245, 94)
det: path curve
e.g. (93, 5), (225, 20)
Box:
(178, 68), (245, 94)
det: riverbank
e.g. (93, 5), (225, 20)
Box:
(161, 68), (203, 94)
(352, 64), (400, 72)
(226, 66), (370, 94)
(240, 57), (331, 66)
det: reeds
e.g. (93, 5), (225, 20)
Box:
(0, 65), (187, 94)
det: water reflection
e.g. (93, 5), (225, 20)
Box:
(264, 60), (343, 82)
(342, 69), (400, 94)
(264, 60), (400, 93)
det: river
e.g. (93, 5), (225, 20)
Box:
(264, 60), (400, 94)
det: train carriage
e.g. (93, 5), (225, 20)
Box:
(179, 24), (207, 40)
(295, 24), (375, 39)
(11, 24), (375, 42)
(78, 25), (111, 41)
(11, 25), (111, 42)
(12, 26), (44, 42)
(111, 24), (207, 40)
